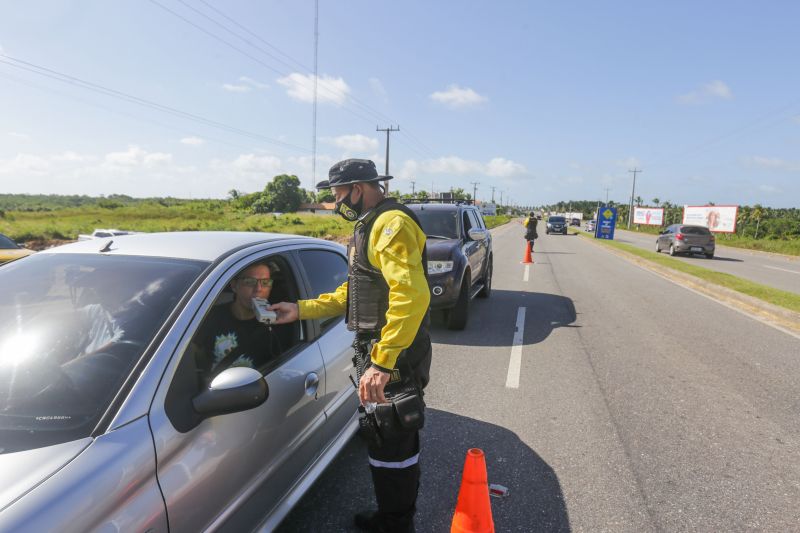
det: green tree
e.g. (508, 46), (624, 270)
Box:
(265, 174), (303, 212)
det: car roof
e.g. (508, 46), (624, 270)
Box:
(405, 203), (472, 211)
(39, 231), (326, 262)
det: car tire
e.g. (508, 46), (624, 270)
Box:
(446, 276), (470, 330)
(477, 257), (492, 298)
(655, 241), (661, 253)
(669, 244), (677, 256)
(705, 252), (714, 259)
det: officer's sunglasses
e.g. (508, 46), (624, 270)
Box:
(237, 277), (273, 288)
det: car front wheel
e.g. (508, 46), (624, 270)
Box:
(445, 276), (470, 330)
(655, 240), (661, 253)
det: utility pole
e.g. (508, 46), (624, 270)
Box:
(491, 186), (496, 203)
(604, 187), (610, 203)
(310, 0), (319, 190)
(627, 168), (642, 229)
(470, 181), (480, 204)
(376, 125), (399, 193)
(410, 180), (416, 196)
(499, 190), (503, 206)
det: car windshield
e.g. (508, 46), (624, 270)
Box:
(681, 226), (711, 235)
(413, 210), (459, 239)
(0, 235), (19, 249)
(549, 216), (566, 223)
(0, 253), (208, 454)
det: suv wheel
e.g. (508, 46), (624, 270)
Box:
(477, 257), (492, 298)
(669, 244), (677, 256)
(446, 277), (470, 330)
(655, 240), (661, 253)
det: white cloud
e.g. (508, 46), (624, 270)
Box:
(223, 83), (252, 93)
(678, 80), (733, 104)
(52, 151), (96, 163)
(239, 76), (269, 89)
(758, 184), (780, 193)
(398, 156), (526, 178)
(429, 85), (487, 108)
(8, 132), (31, 141)
(277, 73), (350, 105)
(486, 157), (526, 177)
(0, 153), (50, 175)
(231, 154), (283, 175)
(102, 145), (172, 171)
(323, 134), (379, 153)
(181, 136), (205, 146)
(745, 155), (800, 171)
(564, 176), (584, 184)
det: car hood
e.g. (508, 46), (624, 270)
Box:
(425, 238), (461, 260)
(0, 438), (92, 512)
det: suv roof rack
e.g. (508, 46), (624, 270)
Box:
(401, 198), (474, 205)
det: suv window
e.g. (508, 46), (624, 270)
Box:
(466, 210), (481, 233)
(462, 211), (474, 235)
(299, 249), (348, 332)
(413, 210), (459, 239)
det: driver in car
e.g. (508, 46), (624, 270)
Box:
(193, 262), (279, 379)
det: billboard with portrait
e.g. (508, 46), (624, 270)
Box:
(682, 205), (738, 233)
(633, 207), (664, 226)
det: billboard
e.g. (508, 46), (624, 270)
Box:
(682, 205), (738, 233)
(633, 207), (664, 226)
(595, 206), (617, 240)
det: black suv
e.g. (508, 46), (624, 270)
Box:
(406, 201), (492, 330)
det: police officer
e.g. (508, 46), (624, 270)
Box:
(270, 159), (431, 533)
(524, 211), (538, 249)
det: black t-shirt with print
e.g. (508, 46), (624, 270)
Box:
(195, 304), (277, 376)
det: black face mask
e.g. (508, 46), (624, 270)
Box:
(335, 187), (364, 221)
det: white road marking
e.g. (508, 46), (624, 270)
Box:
(763, 265), (800, 275)
(505, 307), (526, 389)
(523, 264), (530, 282)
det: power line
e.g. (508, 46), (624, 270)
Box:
(0, 54), (308, 152)
(151, 0), (439, 161)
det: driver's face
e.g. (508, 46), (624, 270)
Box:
(232, 264), (272, 304)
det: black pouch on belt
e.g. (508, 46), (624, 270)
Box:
(373, 381), (425, 441)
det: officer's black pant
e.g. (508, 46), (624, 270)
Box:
(367, 430), (420, 533)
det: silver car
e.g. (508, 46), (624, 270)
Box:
(656, 224), (716, 258)
(0, 232), (358, 532)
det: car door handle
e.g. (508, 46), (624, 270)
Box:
(304, 372), (319, 396)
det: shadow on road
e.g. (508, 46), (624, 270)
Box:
(276, 409), (571, 532)
(431, 289), (577, 348)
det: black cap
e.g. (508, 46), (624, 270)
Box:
(315, 159), (392, 190)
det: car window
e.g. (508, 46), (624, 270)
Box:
(462, 211), (473, 235)
(0, 253), (208, 454)
(299, 249), (348, 332)
(467, 210), (481, 232)
(681, 226), (711, 235)
(187, 254), (304, 385)
(472, 210), (486, 229)
(549, 216), (566, 223)
(413, 209), (459, 239)
(0, 234), (19, 249)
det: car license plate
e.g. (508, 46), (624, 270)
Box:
(691, 246), (703, 252)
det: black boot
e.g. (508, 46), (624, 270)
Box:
(354, 510), (381, 532)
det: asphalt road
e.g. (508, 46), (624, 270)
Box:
(612, 228), (800, 295)
(276, 221), (800, 532)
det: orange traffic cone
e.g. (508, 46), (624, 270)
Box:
(451, 448), (495, 533)
(522, 241), (533, 264)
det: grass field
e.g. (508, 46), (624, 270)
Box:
(572, 228), (800, 314)
(0, 203), (512, 247)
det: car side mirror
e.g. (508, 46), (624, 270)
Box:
(467, 228), (488, 241)
(193, 367), (268, 418)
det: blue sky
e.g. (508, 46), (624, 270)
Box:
(1, 1), (799, 208)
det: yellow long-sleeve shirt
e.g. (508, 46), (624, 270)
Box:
(298, 209), (430, 370)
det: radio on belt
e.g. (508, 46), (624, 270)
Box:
(251, 298), (277, 324)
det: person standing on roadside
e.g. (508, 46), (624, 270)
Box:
(524, 212), (539, 250)
(270, 159), (431, 533)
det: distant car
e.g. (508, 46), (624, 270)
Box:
(77, 228), (136, 241)
(0, 233), (34, 264)
(546, 216), (568, 235)
(0, 231), (358, 532)
(570, 218), (581, 226)
(406, 202), (492, 330)
(656, 224), (715, 258)
(585, 220), (596, 232)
